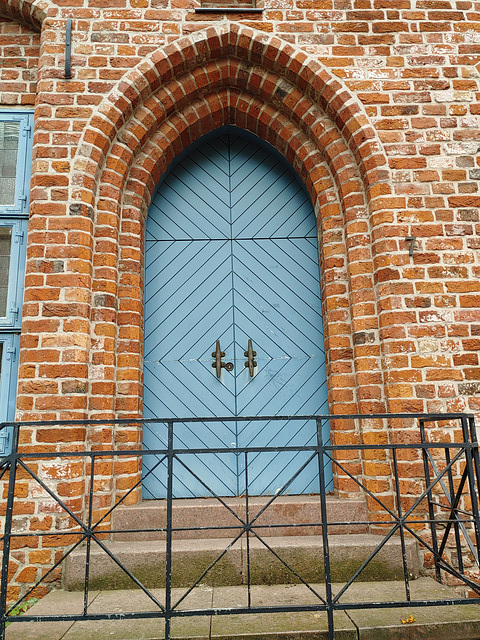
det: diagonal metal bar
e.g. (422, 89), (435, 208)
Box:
(6, 522), (165, 616)
(326, 455), (399, 520)
(0, 462), (9, 482)
(427, 502), (474, 518)
(389, 446), (467, 523)
(401, 520), (480, 597)
(437, 461), (472, 565)
(5, 535), (88, 617)
(174, 455), (247, 527)
(248, 452), (318, 527)
(249, 529), (327, 604)
(420, 419), (442, 582)
(172, 529), (246, 610)
(446, 450), (464, 575)
(420, 443), (480, 572)
(422, 445), (478, 566)
(332, 523), (401, 603)
(88, 535), (166, 612)
(93, 454), (167, 529)
(17, 460), (89, 533)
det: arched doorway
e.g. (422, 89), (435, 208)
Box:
(142, 127), (331, 498)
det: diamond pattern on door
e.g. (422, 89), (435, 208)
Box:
(143, 127), (331, 498)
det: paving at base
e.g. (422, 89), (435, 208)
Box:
(5, 578), (480, 640)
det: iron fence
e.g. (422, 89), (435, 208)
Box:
(1, 412), (480, 639)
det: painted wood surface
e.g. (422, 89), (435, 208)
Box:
(143, 129), (330, 498)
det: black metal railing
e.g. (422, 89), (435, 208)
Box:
(1, 412), (480, 640)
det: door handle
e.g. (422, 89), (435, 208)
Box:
(212, 340), (233, 377)
(244, 339), (257, 377)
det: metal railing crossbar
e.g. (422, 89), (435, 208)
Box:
(1, 412), (480, 640)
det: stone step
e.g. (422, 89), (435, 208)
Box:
(64, 533), (420, 591)
(6, 578), (480, 640)
(111, 496), (369, 541)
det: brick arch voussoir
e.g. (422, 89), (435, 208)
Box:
(75, 24), (388, 210)
(0, 0), (49, 30)
(114, 90), (360, 239)
(97, 75), (365, 229)
(122, 90), (341, 222)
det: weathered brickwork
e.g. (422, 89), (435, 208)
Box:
(1, 0), (480, 601)
(0, 17), (39, 104)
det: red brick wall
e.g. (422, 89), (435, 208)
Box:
(4, 3), (476, 425)
(0, 17), (39, 105)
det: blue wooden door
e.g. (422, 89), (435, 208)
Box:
(143, 129), (330, 498)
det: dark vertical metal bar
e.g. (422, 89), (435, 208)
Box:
(83, 454), (95, 615)
(468, 415), (480, 567)
(468, 416), (477, 445)
(392, 448), (411, 601)
(460, 416), (480, 559)
(165, 422), (174, 640)
(445, 447), (464, 573)
(316, 418), (334, 640)
(244, 451), (251, 608)
(0, 426), (19, 640)
(438, 465), (468, 560)
(65, 19), (72, 79)
(420, 419), (441, 582)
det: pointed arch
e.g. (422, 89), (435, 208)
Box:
(62, 24), (392, 425)
(73, 23), (389, 210)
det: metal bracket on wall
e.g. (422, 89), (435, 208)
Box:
(65, 19), (72, 79)
(405, 235), (416, 256)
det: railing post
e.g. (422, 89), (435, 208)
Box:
(165, 421), (174, 640)
(316, 417), (334, 640)
(0, 424), (19, 640)
(244, 450), (252, 609)
(444, 446), (464, 574)
(392, 448), (411, 601)
(468, 415), (480, 568)
(83, 454), (95, 615)
(419, 418), (442, 582)
(461, 415), (480, 559)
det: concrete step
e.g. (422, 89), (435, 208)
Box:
(6, 578), (480, 640)
(111, 496), (369, 541)
(64, 533), (420, 590)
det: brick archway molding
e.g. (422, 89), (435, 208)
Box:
(8, 23), (402, 602)
(15, 23), (398, 520)
(65, 24), (391, 428)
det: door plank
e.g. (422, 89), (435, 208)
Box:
(143, 129), (331, 498)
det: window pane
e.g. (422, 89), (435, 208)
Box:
(0, 227), (12, 317)
(0, 121), (20, 206)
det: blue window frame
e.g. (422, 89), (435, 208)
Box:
(0, 110), (33, 454)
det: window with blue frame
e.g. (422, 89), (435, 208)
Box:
(0, 111), (33, 455)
